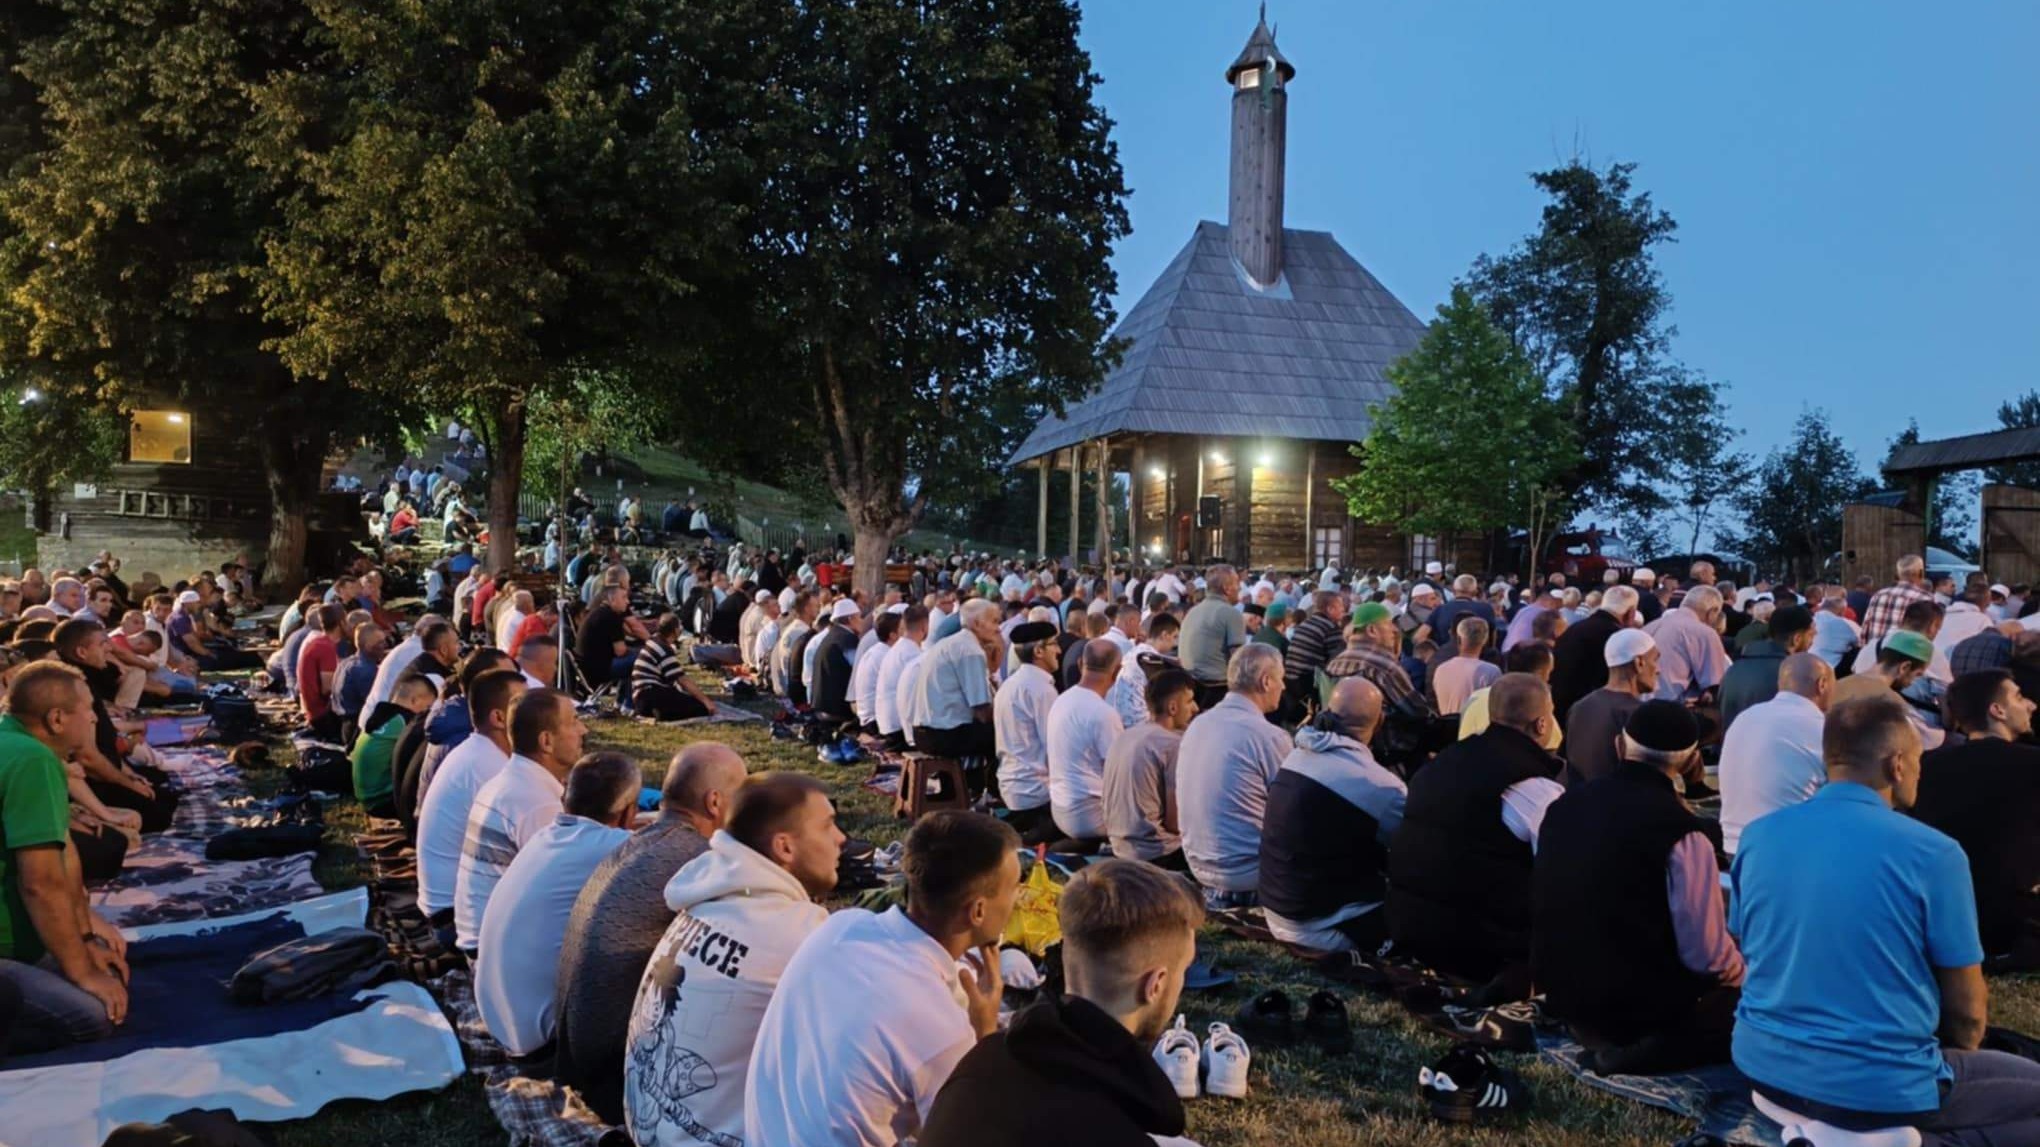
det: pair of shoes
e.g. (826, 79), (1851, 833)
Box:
(1152, 1016), (1251, 1100)
(1234, 988), (1352, 1054)
(1417, 1045), (1531, 1123)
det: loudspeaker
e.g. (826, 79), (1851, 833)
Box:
(1197, 496), (1221, 528)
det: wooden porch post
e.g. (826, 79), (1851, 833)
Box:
(1095, 437), (1113, 585)
(1067, 446), (1081, 568)
(1303, 441), (1317, 572)
(1036, 457), (1049, 558)
(1130, 437), (1148, 574)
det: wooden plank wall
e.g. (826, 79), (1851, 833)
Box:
(1204, 453), (1237, 564)
(1841, 503), (1925, 586)
(1982, 484), (2040, 587)
(1249, 462), (1305, 570)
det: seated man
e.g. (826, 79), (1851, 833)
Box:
(575, 583), (642, 690)
(413, 670), (527, 941)
(1045, 639), (1126, 843)
(904, 599), (1002, 759)
(1259, 677), (1405, 953)
(1717, 604), (1815, 731)
(556, 744), (747, 1124)
(1175, 644), (1294, 908)
(624, 773), (843, 1147)
(807, 599), (864, 726)
(993, 621), (1061, 839)
(876, 606), (928, 750)
(1429, 616), (1500, 715)
(1717, 652), (1831, 856)
(333, 622), (388, 743)
(1388, 673), (1562, 999)
(630, 614), (716, 721)
(1833, 628), (1942, 749)
(349, 674), (437, 817)
(1, 663), (129, 1053)
(851, 610), (901, 734)
(1911, 669), (2040, 971)
(474, 752), (638, 1056)
(1103, 668), (1198, 870)
(452, 688), (585, 954)
(745, 810), (1019, 1146)
(920, 859), (1202, 1147)
(1732, 694), (2040, 1140)
(1563, 629), (1658, 787)
(1534, 701), (1743, 1074)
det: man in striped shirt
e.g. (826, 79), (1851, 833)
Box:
(1282, 590), (1348, 697)
(631, 613), (715, 721)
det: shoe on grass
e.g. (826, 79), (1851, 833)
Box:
(1201, 1021), (1251, 1099)
(1152, 1014), (1200, 1100)
(1303, 989), (1352, 1054)
(1231, 988), (1295, 1046)
(1417, 1044), (1530, 1123)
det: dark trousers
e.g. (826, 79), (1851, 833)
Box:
(633, 682), (710, 721)
(913, 722), (995, 761)
(90, 775), (178, 834)
(1002, 804), (1060, 846)
(71, 823), (130, 881)
(306, 712), (343, 744)
(1192, 680), (1229, 712)
(1573, 985), (1739, 1075)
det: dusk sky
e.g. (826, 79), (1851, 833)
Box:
(1076, 0), (2039, 481)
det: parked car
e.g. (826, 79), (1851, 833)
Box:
(1542, 528), (1636, 584)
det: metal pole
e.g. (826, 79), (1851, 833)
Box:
(557, 411), (571, 693)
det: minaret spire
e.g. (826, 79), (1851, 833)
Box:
(1225, 10), (1294, 287)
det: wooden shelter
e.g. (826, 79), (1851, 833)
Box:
(1011, 12), (1463, 574)
(1841, 424), (2040, 584)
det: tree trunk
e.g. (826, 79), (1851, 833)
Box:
(487, 397), (528, 575)
(260, 420), (332, 595)
(851, 520), (895, 601)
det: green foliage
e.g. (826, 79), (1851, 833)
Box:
(0, 385), (123, 491)
(672, 0), (1130, 584)
(1885, 419), (1978, 558)
(1724, 410), (1874, 578)
(1465, 160), (1729, 519)
(1986, 390), (2040, 490)
(1334, 287), (1576, 542)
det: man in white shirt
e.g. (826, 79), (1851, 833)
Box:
(904, 599), (1001, 760)
(474, 753), (637, 1055)
(876, 605), (929, 749)
(1810, 591), (1863, 667)
(453, 689), (588, 952)
(1175, 644), (1295, 908)
(851, 611), (900, 733)
(1431, 616), (1501, 715)
(415, 669), (528, 946)
(1935, 582), (1996, 658)
(745, 811), (1020, 1147)
(1148, 567), (1186, 605)
(738, 590), (777, 676)
(495, 589), (532, 652)
(1107, 612), (1178, 729)
(626, 773), (844, 1147)
(364, 625), (427, 712)
(1717, 652), (1832, 855)
(992, 622), (1061, 839)
(1046, 639), (1125, 842)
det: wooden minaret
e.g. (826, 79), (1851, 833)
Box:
(1225, 5), (1294, 288)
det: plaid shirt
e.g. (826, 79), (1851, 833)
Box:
(1860, 582), (1931, 643)
(1325, 639), (1428, 713)
(1949, 628), (2013, 677)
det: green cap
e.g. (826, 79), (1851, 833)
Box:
(1352, 602), (1392, 627)
(1881, 629), (1936, 664)
(1265, 601), (1289, 623)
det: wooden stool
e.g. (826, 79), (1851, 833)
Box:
(895, 753), (969, 820)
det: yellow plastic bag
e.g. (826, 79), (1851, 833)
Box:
(1001, 847), (1063, 957)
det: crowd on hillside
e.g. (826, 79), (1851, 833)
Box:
(8, 540), (2040, 1144)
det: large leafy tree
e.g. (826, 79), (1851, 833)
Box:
(1335, 286), (1577, 568)
(256, 0), (766, 573)
(1466, 160), (1730, 519)
(676, 0), (1130, 597)
(1725, 410), (1875, 580)
(0, 0), (389, 587)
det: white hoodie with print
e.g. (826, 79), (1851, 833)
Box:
(623, 830), (828, 1147)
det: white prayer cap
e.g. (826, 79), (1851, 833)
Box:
(1604, 628), (1657, 668)
(778, 587), (797, 612)
(1991, 583), (2010, 597)
(830, 599), (860, 621)
(1632, 567), (1657, 583)
(1424, 561), (1444, 576)
(754, 589), (773, 604)
(885, 603), (908, 615)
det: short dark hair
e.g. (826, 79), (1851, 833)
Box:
(1770, 604), (1815, 642)
(1144, 666), (1195, 715)
(1529, 610), (1564, 642)
(563, 751), (641, 819)
(727, 772), (830, 857)
(903, 810), (1018, 923)
(313, 603), (344, 634)
(874, 612), (901, 643)
(655, 612), (682, 641)
(52, 618), (104, 661)
(1504, 640), (1553, 676)
(1824, 693), (1915, 774)
(454, 648), (514, 697)
(1946, 669), (2018, 735)
(468, 669), (527, 733)
(417, 619), (455, 649)
(520, 634), (557, 657)
(1900, 599), (1944, 632)
(901, 604), (929, 630)
(1145, 612), (1180, 640)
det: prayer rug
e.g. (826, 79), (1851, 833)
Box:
(1537, 1030), (1782, 1147)
(90, 834), (322, 929)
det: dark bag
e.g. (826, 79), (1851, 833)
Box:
(205, 824), (324, 861)
(1374, 693), (1456, 775)
(291, 744), (353, 795)
(203, 688), (261, 742)
(836, 837), (881, 892)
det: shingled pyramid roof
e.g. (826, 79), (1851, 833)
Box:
(1011, 220), (1429, 465)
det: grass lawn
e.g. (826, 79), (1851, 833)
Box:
(0, 512), (36, 573)
(259, 671), (2040, 1147)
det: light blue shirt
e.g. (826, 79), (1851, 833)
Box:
(1810, 610), (1862, 667)
(905, 629), (994, 732)
(1730, 781), (1983, 1116)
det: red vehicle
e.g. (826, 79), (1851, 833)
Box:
(1541, 527), (1637, 584)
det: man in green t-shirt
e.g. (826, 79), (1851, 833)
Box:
(2, 661), (130, 1052)
(351, 674), (438, 815)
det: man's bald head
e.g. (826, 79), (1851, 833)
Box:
(1327, 676), (1384, 742)
(1080, 638), (1122, 677)
(661, 741), (749, 831)
(1778, 652), (1834, 708)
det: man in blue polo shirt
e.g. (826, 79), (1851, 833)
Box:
(1731, 692), (2040, 1140)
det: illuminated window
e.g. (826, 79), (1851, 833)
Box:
(1313, 527), (1343, 570)
(130, 411), (193, 464)
(1236, 69), (1261, 91)
(1409, 534), (1439, 569)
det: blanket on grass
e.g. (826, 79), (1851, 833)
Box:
(1537, 1031), (1781, 1147)
(0, 893), (462, 1147)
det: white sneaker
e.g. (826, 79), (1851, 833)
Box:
(1201, 1021), (1251, 1099)
(1152, 1015), (1200, 1099)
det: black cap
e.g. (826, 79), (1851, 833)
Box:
(1009, 621), (1058, 645)
(1624, 700), (1700, 753)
